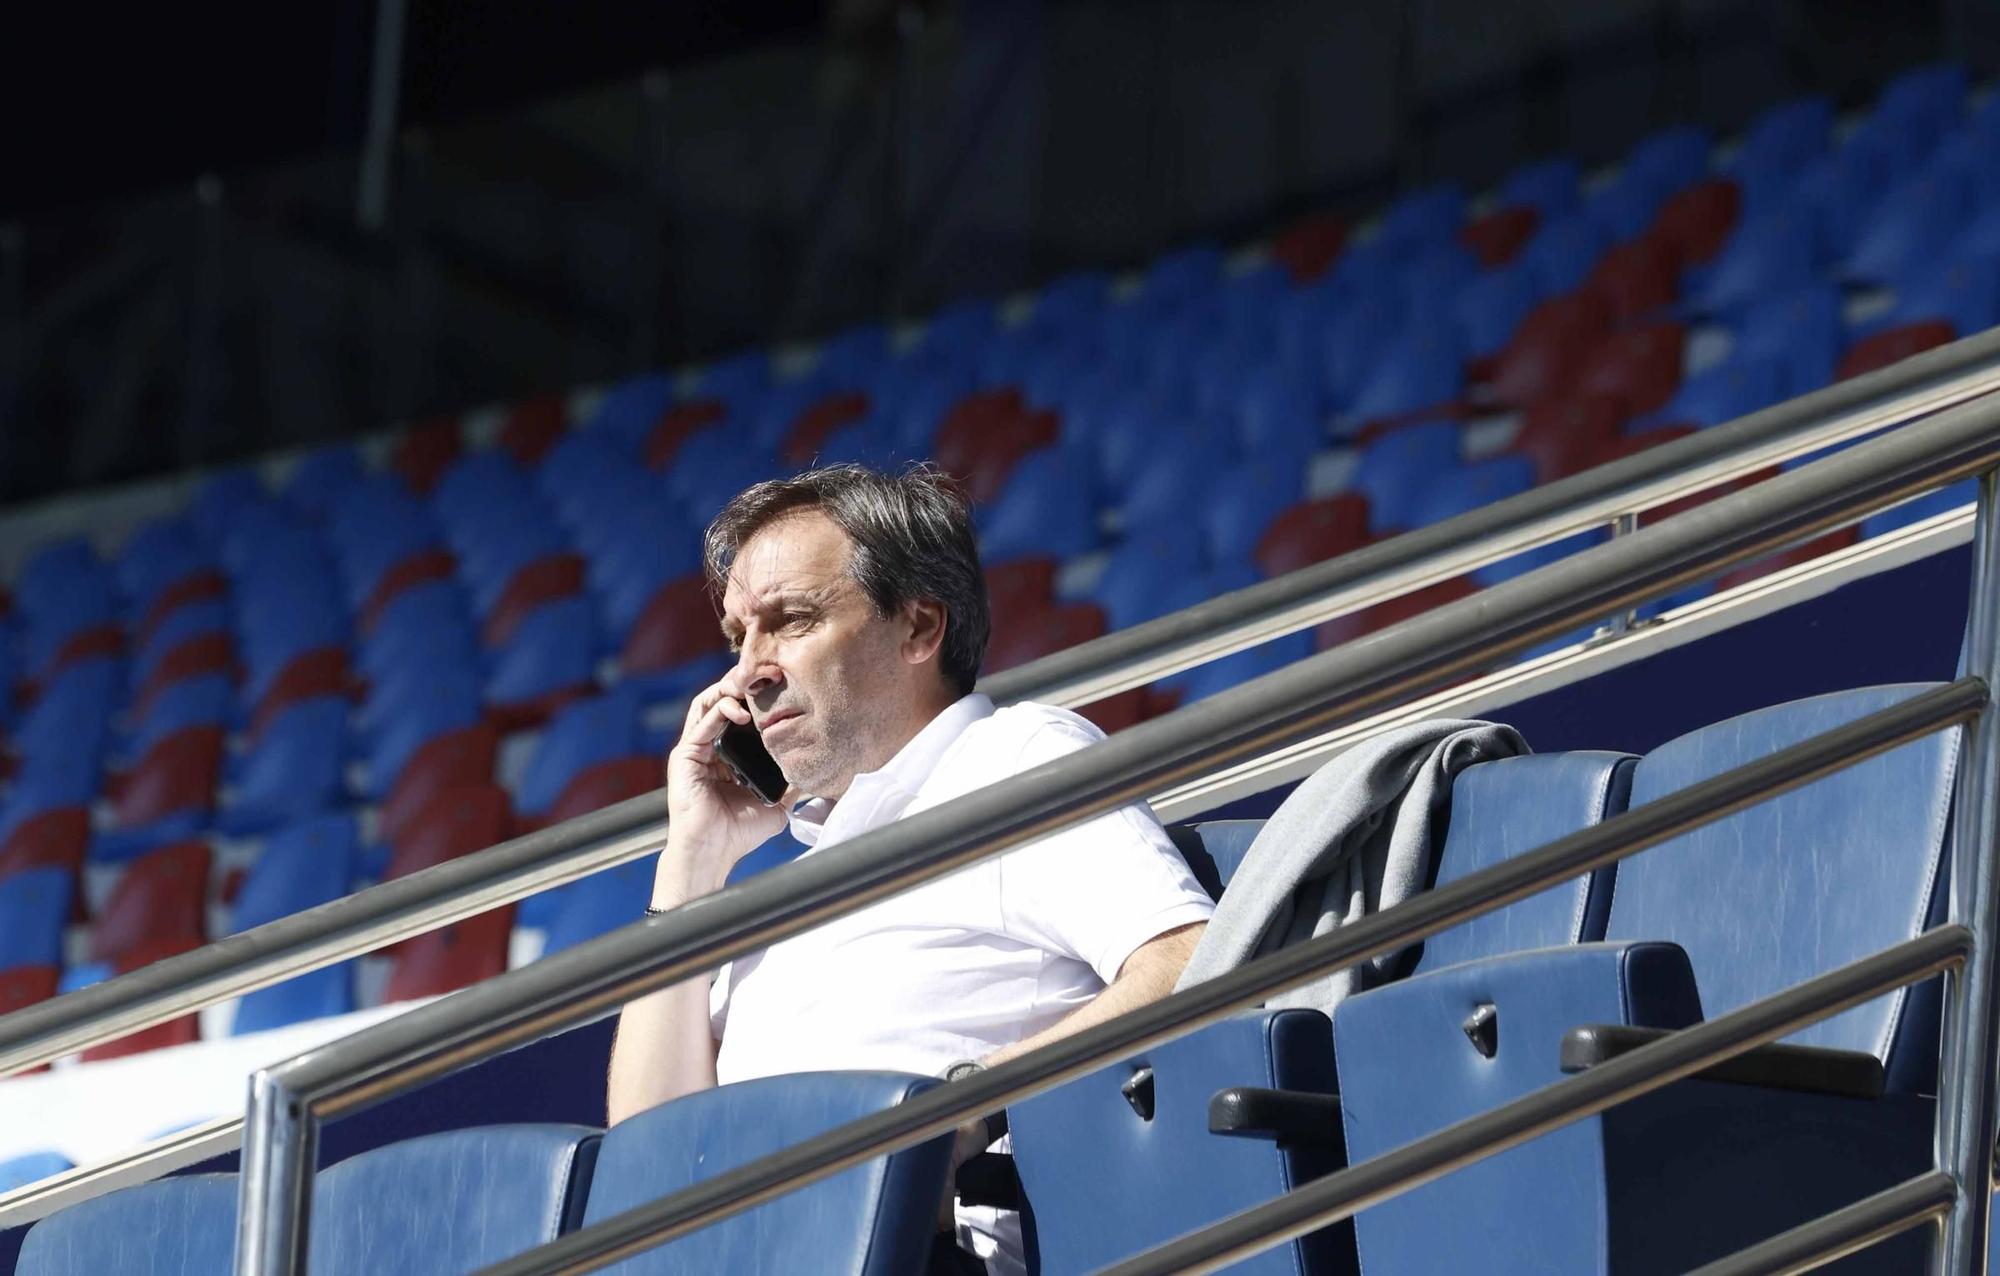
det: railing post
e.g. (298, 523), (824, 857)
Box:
(235, 1070), (317, 1276)
(1936, 465), (2000, 1275)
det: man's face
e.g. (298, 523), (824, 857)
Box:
(718, 510), (913, 799)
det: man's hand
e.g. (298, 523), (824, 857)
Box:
(653, 672), (797, 908)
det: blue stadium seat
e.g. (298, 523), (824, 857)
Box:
(1516, 212), (1610, 297)
(690, 351), (768, 406)
(515, 688), (646, 824)
(1346, 325), (1464, 423)
(15, 1172), (240, 1275)
(1349, 421), (1464, 533)
(583, 1072), (953, 1276)
(1733, 283), (1842, 398)
(214, 697), (350, 837)
(1685, 205), (1822, 316)
(312, 1124), (600, 1274)
(816, 324), (892, 389)
(123, 673), (236, 759)
(115, 518), (217, 619)
(1119, 428), (1239, 530)
(1333, 685), (1957, 1274)
(977, 446), (1102, 564)
(1873, 61), (1968, 145)
(727, 827), (808, 884)
(485, 597), (599, 712)
(1497, 156), (1581, 217)
(189, 468), (268, 545)
(1009, 752), (1633, 1274)
(0, 867), (72, 971)
(227, 813), (361, 1033)
(1452, 260), (1541, 359)
(12, 656), (124, 765)
(1727, 96), (1833, 214)
(282, 443), (367, 518)
(1090, 521), (1210, 631)
(1377, 185), (1465, 257)
(1159, 627), (1312, 705)
(535, 856), (655, 957)
(585, 372), (676, 444)
(1408, 455), (1536, 529)
(1843, 166), (1977, 286)
(132, 599), (229, 685)
(1203, 458), (1308, 565)
(15, 538), (103, 623)
(1232, 365), (1322, 462)
(1875, 249), (2000, 337)
(1638, 352), (1788, 430)
(363, 676), (486, 800)
(0, 1151), (73, 1193)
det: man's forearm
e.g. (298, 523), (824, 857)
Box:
(604, 866), (727, 1125)
(983, 922), (1205, 1068)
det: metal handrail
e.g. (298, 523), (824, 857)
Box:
(1683, 1174), (1959, 1276)
(3, 325), (1998, 1076)
(479, 681), (1984, 1276)
(234, 391), (2000, 1272)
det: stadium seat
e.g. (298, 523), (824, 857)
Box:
(384, 906), (515, 1002)
(248, 646), (352, 737)
(386, 783), (513, 882)
(1408, 455), (1536, 530)
(0, 808), (89, 912)
(1686, 204), (1822, 316)
(1316, 577), (1479, 649)
(1640, 352), (1788, 430)
(542, 756), (659, 826)
(986, 602), (1107, 673)
(377, 721), (500, 853)
(1517, 213), (1611, 297)
(134, 569), (228, 650)
(483, 552), (587, 648)
(1254, 495), (1370, 577)
(1461, 204), (1539, 268)
(498, 393), (569, 465)
(620, 573), (730, 698)
(485, 596), (600, 727)
(1203, 458), (1308, 565)
(0, 1150), (73, 1193)
(1452, 261), (1541, 360)
(583, 1071), (953, 1276)
(586, 372), (678, 445)
(94, 726), (224, 863)
(1861, 479), (1977, 538)
(282, 444), (366, 518)
(89, 839), (210, 965)
(391, 416), (463, 494)
(984, 558), (1058, 624)
(1349, 421), (1464, 533)
(0, 965), (58, 1019)
(80, 935), (205, 1061)
(1837, 320), (1958, 381)
(1508, 393), (1627, 483)
(215, 696), (350, 836)
(15, 1172), (240, 1274)
(976, 445), (1102, 564)
(231, 812), (360, 930)
(0, 866), (71, 971)
(1159, 628), (1314, 705)
(1875, 251), (2000, 338)
(358, 547), (459, 634)
(1333, 685), (1957, 1273)
(312, 1124), (599, 1273)
(645, 398), (729, 470)
(361, 674), (486, 800)
(514, 689), (646, 824)
(1728, 96), (1832, 211)
(535, 857), (654, 958)
(1482, 290), (1612, 407)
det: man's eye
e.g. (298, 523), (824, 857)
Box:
(781, 611), (812, 629)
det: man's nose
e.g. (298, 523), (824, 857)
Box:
(734, 646), (783, 699)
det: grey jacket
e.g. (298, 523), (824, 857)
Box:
(1174, 719), (1528, 1015)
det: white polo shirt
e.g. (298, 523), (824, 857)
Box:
(709, 692), (1215, 1272)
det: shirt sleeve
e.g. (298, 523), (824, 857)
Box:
(994, 719), (1216, 985)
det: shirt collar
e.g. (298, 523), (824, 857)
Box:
(787, 693), (996, 847)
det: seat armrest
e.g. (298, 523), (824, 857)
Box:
(1207, 1086), (1344, 1143)
(1560, 1024), (1884, 1099)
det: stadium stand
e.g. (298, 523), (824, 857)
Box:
(4, 54), (2000, 1275)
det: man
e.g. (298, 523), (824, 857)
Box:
(606, 464), (1214, 1274)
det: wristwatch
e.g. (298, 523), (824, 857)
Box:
(941, 1059), (986, 1083)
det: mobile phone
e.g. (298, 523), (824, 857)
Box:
(715, 719), (788, 806)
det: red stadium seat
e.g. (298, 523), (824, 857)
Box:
(646, 399), (728, 470)
(1479, 291), (1613, 408)
(1461, 206), (1540, 268)
(249, 647), (353, 739)
(1075, 689), (1162, 735)
(1269, 212), (1348, 282)
(44, 625), (125, 681)
(1716, 528), (1861, 591)
(0, 809), (88, 919)
(1254, 495), (1372, 578)
(133, 632), (236, 718)
(1586, 237), (1679, 324)
(1837, 321), (1957, 381)
(540, 756), (659, 827)
(933, 389), (1026, 474)
(89, 839), (210, 963)
(1574, 322), (1686, 418)
(621, 574), (727, 679)
(380, 722), (501, 852)
(1315, 576), (1480, 649)
(966, 413), (1062, 504)
(360, 548), (459, 635)
(484, 553), (586, 648)
(986, 602), (1108, 674)
(781, 391), (871, 467)
(136, 570), (228, 649)
(0, 966), (57, 1068)
(392, 417), (463, 495)
(383, 906), (515, 1003)
(1648, 178), (1741, 269)
(80, 937), (203, 1062)
(1510, 393), (1628, 483)
(112, 726), (224, 832)
(498, 394), (568, 466)
(386, 783), (513, 882)
(985, 558), (1059, 622)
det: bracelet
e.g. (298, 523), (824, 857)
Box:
(644, 904), (672, 917)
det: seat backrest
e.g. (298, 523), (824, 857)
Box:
(16, 1173), (239, 1276)
(90, 839), (210, 963)
(388, 784), (512, 880)
(516, 690), (644, 819)
(311, 1124), (600, 1275)
(0, 867), (73, 970)
(584, 1072), (953, 1276)
(1419, 751), (1634, 972)
(1611, 684), (1959, 1091)
(234, 813), (358, 931)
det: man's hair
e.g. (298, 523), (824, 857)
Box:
(703, 463), (991, 695)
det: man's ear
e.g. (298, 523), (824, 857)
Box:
(902, 597), (949, 667)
